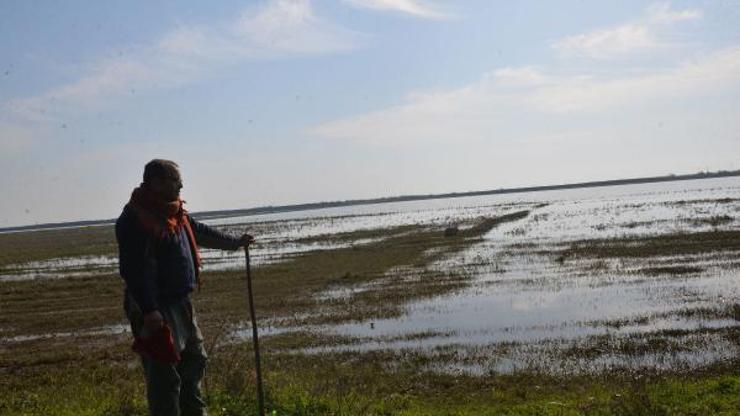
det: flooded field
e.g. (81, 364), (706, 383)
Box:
(1, 177), (739, 414)
(232, 177), (740, 376)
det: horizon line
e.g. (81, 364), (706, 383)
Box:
(2, 169), (739, 233)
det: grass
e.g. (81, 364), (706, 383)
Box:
(2, 208), (739, 415)
(291, 225), (420, 245)
(691, 215), (734, 228)
(558, 326), (738, 360)
(0, 212), (531, 413)
(638, 266), (704, 276)
(4, 350), (737, 415)
(557, 230), (740, 261)
(0, 225), (116, 269)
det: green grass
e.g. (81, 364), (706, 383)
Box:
(557, 230), (740, 261)
(3, 352), (737, 416)
(401, 374), (740, 415)
(0, 225), (117, 269)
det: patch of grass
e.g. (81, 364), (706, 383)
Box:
(403, 375), (740, 415)
(292, 225), (419, 245)
(691, 215), (734, 228)
(0, 226), (117, 269)
(206, 343), (740, 415)
(667, 197), (740, 207)
(583, 304), (739, 330)
(557, 326), (738, 362)
(639, 266), (704, 276)
(464, 210), (529, 236)
(582, 315), (652, 329)
(557, 230), (740, 261)
(2, 320), (738, 416)
(0, 273), (124, 337)
(674, 304), (740, 321)
(259, 331), (363, 351)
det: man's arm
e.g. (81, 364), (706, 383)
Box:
(188, 215), (254, 250)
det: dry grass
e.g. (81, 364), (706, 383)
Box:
(557, 230), (740, 261)
(0, 225), (116, 269)
(3, 208), (740, 415)
(0, 213), (528, 396)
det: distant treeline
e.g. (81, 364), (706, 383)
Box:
(3, 169), (739, 233)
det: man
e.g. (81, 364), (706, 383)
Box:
(116, 159), (253, 416)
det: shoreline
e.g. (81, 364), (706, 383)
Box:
(3, 169), (739, 233)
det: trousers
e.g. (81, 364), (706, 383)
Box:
(126, 294), (208, 416)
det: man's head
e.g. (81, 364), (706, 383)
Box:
(143, 159), (182, 202)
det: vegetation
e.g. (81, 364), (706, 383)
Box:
(557, 230), (740, 261)
(1, 209), (738, 415)
(0, 225), (116, 269)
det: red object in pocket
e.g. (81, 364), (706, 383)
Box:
(132, 325), (181, 363)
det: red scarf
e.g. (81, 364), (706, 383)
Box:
(128, 186), (202, 287)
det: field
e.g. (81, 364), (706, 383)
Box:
(1, 179), (739, 415)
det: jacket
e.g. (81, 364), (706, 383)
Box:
(116, 204), (241, 313)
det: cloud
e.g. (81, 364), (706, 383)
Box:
(552, 2), (702, 59)
(488, 67), (548, 87)
(6, 0), (360, 121)
(232, 0), (360, 56)
(646, 2), (702, 24)
(343, 0), (452, 20)
(529, 47), (740, 113)
(552, 24), (656, 59)
(310, 47), (740, 146)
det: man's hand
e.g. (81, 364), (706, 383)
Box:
(143, 310), (164, 334)
(240, 233), (255, 247)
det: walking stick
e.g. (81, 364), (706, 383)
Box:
(244, 246), (265, 416)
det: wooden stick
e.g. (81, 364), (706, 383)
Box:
(244, 246), (265, 416)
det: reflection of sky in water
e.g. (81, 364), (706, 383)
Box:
(210, 176), (740, 228)
(287, 258), (738, 373)
(1, 324), (129, 344)
(0, 255), (118, 281)
(320, 272), (738, 342)
(266, 176), (739, 371)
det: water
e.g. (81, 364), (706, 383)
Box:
(4, 177), (739, 374)
(229, 176), (737, 373)
(3, 177), (737, 281)
(1, 324), (130, 344)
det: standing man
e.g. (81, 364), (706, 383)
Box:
(116, 159), (254, 416)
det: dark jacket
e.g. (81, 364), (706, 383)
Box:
(116, 204), (241, 314)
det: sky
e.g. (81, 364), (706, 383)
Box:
(1, 0), (739, 227)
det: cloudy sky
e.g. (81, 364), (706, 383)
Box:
(1, 0), (739, 227)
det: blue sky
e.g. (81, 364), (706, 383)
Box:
(1, 0), (739, 227)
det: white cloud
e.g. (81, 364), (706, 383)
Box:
(343, 0), (452, 20)
(552, 2), (702, 59)
(233, 0), (360, 56)
(6, 0), (359, 121)
(311, 47), (740, 147)
(552, 24), (656, 59)
(530, 47), (740, 113)
(647, 2), (702, 24)
(489, 67), (548, 87)
(309, 46), (740, 193)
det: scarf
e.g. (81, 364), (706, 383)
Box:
(128, 186), (203, 288)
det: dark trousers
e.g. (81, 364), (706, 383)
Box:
(126, 295), (208, 416)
